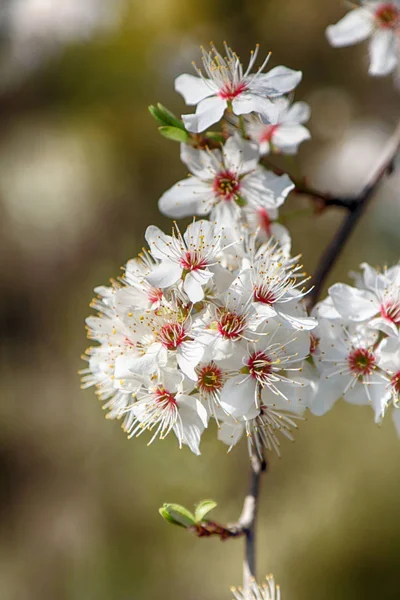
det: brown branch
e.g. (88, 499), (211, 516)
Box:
(307, 121), (400, 309)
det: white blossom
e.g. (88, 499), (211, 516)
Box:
(218, 321), (310, 419)
(158, 136), (294, 227)
(121, 369), (208, 455)
(312, 319), (389, 417)
(231, 575), (281, 600)
(247, 97), (311, 155)
(329, 262), (400, 336)
(145, 220), (231, 303)
(175, 43), (302, 132)
(326, 2), (400, 76)
(233, 240), (316, 330)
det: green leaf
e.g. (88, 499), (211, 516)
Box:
(157, 103), (186, 130)
(159, 503), (196, 528)
(159, 126), (190, 143)
(194, 500), (217, 523)
(148, 105), (167, 126)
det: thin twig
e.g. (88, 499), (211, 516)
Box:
(237, 453), (267, 597)
(308, 120), (400, 308)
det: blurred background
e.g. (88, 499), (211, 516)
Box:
(0, 1), (400, 599)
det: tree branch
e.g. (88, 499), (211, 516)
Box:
(308, 120), (400, 308)
(238, 453), (267, 597)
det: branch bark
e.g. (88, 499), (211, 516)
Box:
(238, 453), (267, 597)
(308, 120), (400, 308)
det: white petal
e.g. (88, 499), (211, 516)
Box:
(219, 375), (259, 419)
(146, 261), (182, 288)
(231, 93), (274, 118)
(253, 66), (302, 96)
(241, 170), (294, 209)
(218, 420), (244, 448)
(158, 177), (213, 219)
(367, 375), (391, 422)
(177, 341), (204, 380)
(326, 8), (374, 47)
(308, 375), (343, 416)
(183, 272), (205, 302)
(284, 101), (311, 124)
(176, 396), (208, 455)
(272, 124), (311, 152)
(183, 96), (226, 133)
(180, 144), (220, 178)
(223, 134), (260, 173)
(145, 225), (174, 259)
(275, 306), (317, 331)
(369, 30), (398, 76)
(343, 383), (369, 405)
(329, 283), (378, 320)
(174, 73), (216, 105)
(378, 336), (400, 372)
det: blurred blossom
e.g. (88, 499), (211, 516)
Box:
(0, 0), (123, 84)
(0, 121), (119, 261)
(306, 122), (390, 194)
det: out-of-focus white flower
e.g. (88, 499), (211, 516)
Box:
(158, 136), (294, 228)
(247, 98), (311, 155)
(326, 2), (400, 76)
(175, 43), (302, 132)
(231, 575), (281, 600)
(1, 0), (121, 78)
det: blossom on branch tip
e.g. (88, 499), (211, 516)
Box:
(326, 2), (400, 76)
(175, 43), (302, 132)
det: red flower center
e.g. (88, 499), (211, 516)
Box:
(217, 309), (247, 340)
(197, 362), (224, 394)
(253, 285), (276, 305)
(348, 348), (376, 376)
(213, 170), (240, 201)
(155, 387), (177, 406)
(375, 3), (400, 28)
(391, 371), (400, 394)
(218, 81), (248, 100)
(246, 351), (273, 383)
(180, 250), (208, 271)
(159, 323), (187, 350)
(259, 124), (279, 143)
(380, 301), (400, 325)
(148, 288), (163, 305)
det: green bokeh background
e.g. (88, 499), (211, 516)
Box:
(1, 1), (399, 599)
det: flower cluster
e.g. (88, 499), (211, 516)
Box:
(82, 219), (316, 456)
(82, 43), (317, 458)
(326, 1), (400, 76)
(308, 262), (400, 437)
